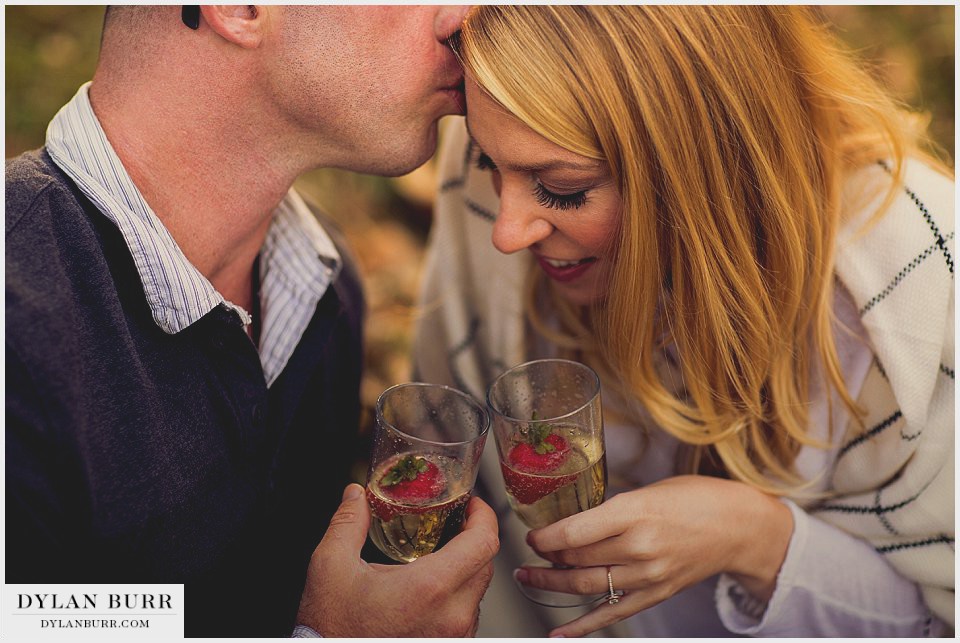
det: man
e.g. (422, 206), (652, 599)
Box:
(6, 6), (496, 637)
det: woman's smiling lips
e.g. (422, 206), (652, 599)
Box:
(536, 255), (598, 282)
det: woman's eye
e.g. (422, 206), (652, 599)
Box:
(474, 151), (497, 172)
(471, 146), (588, 210)
(534, 183), (588, 211)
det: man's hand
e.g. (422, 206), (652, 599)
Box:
(296, 484), (499, 637)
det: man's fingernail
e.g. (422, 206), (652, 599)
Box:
(549, 634), (565, 638)
(342, 484), (363, 501)
(513, 568), (529, 584)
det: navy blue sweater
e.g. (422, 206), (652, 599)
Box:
(5, 150), (365, 637)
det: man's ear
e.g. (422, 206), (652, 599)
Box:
(199, 6), (267, 49)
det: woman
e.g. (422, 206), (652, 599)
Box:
(415, 6), (953, 637)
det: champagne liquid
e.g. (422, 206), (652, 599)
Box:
(367, 490), (470, 563)
(367, 453), (473, 563)
(503, 450), (606, 529)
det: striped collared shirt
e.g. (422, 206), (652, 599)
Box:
(45, 83), (342, 386)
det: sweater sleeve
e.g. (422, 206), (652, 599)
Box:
(5, 344), (82, 582)
(716, 500), (946, 636)
(826, 161), (955, 627)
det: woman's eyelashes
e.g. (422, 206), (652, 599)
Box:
(533, 183), (588, 210)
(473, 150), (589, 211)
(474, 150), (497, 172)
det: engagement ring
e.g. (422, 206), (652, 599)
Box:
(606, 567), (620, 605)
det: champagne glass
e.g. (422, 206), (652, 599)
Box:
(366, 382), (489, 563)
(487, 358), (608, 607)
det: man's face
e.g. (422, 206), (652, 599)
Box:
(268, 6), (468, 176)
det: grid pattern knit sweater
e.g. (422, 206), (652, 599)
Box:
(414, 121), (954, 629)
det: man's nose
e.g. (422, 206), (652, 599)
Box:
(435, 5), (471, 41)
(491, 192), (554, 255)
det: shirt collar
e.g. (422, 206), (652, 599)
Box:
(45, 82), (341, 334)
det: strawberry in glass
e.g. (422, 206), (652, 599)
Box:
(500, 415), (606, 529)
(367, 454), (471, 562)
(488, 359), (607, 606)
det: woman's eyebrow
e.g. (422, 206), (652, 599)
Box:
(465, 124), (603, 174)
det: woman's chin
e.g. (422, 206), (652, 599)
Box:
(551, 281), (606, 308)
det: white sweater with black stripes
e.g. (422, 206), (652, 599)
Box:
(812, 159), (954, 626)
(414, 119), (954, 633)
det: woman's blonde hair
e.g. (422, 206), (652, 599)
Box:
(454, 6), (949, 493)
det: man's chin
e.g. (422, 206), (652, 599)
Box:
(367, 130), (439, 177)
(327, 123), (440, 177)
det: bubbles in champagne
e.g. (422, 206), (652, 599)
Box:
(367, 453), (471, 563)
(502, 451), (606, 529)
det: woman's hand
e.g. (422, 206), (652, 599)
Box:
(518, 475), (793, 637)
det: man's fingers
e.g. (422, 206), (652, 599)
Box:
(437, 559), (494, 637)
(463, 559), (496, 605)
(463, 495), (499, 532)
(316, 484), (371, 559)
(417, 496), (499, 585)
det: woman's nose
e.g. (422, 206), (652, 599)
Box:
(491, 191), (554, 255)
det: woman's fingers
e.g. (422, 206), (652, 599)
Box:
(516, 558), (683, 637)
(517, 561), (661, 597)
(547, 588), (664, 638)
(516, 564), (611, 596)
(541, 535), (637, 568)
(527, 498), (635, 553)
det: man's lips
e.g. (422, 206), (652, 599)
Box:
(440, 79), (466, 115)
(536, 256), (598, 283)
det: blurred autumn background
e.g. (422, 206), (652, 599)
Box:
(6, 6), (955, 481)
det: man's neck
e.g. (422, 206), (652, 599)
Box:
(87, 77), (302, 309)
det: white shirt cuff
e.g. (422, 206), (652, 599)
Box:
(715, 498), (943, 637)
(291, 624), (323, 638)
(715, 498), (806, 634)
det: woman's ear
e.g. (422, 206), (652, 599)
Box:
(199, 6), (267, 49)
